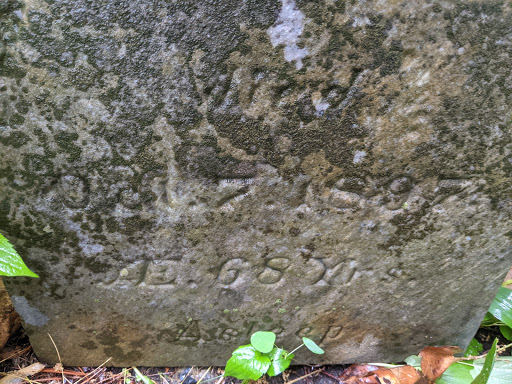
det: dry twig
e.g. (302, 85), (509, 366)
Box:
(285, 369), (323, 384)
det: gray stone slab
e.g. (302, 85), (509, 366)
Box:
(1, 0), (511, 367)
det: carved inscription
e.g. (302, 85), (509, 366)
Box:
(104, 255), (356, 288)
(105, 260), (182, 286)
(218, 256), (356, 286)
(297, 325), (345, 344)
(159, 318), (344, 346)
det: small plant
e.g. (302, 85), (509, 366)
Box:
(0, 233), (38, 277)
(224, 331), (324, 383)
(403, 284), (512, 384)
(480, 284), (512, 342)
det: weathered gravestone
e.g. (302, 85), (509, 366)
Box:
(1, 0), (511, 366)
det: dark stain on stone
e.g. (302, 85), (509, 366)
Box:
(80, 340), (97, 350)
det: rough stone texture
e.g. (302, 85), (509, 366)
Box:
(1, 0), (511, 366)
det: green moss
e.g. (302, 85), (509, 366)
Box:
(22, 153), (53, 176)
(84, 257), (112, 274)
(0, 55), (26, 79)
(15, 99), (30, 114)
(121, 216), (154, 236)
(0, 131), (30, 148)
(54, 132), (82, 161)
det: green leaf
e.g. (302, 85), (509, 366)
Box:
(488, 287), (512, 329)
(122, 369), (131, 384)
(302, 337), (324, 355)
(404, 355), (422, 368)
(464, 338), (484, 357)
(481, 313), (501, 327)
(250, 331), (276, 353)
(436, 362), (475, 384)
(436, 354), (512, 384)
(266, 348), (294, 377)
(133, 368), (153, 384)
(480, 357), (512, 384)
(471, 338), (498, 384)
(499, 325), (512, 341)
(224, 345), (271, 380)
(0, 234), (38, 277)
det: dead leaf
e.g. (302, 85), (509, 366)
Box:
(389, 366), (422, 384)
(419, 346), (463, 381)
(0, 279), (21, 351)
(339, 365), (380, 383)
(365, 368), (399, 384)
(340, 365), (422, 384)
(0, 362), (45, 384)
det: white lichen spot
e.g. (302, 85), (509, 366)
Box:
(312, 96), (330, 116)
(416, 71), (430, 87)
(80, 241), (104, 256)
(267, 0), (308, 70)
(353, 150), (366, 163)
(351, 16), (371, 27)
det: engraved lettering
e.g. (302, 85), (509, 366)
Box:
(244, 321), (257, 337)
(301, 258), (326, 285)
(297, 326), (314, 338)
(117, 261), (148, 286)
(177, 320), (201, 342)
(218, 327), (239, 340)
(257, 257), (291, 284)
(103, 254), (357, 288)
(218, 258), (249, 285)
(144, 260), (179, 285)
(319, 325), (344, 344)
(323, 259), (356, 285)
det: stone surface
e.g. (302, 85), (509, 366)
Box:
(1, 0), (511, 367)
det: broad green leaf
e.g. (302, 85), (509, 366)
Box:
(224, 345), (271, 380)
(488, 287), (512, 329)
(480, 357), (512, 384)
(250, 331), (276, 353)
(404, 355), (422, 368)
(133, 368), (153, 384)
(266, 348), (294, 377)
(302, 337), (324, 355)
(499, 325), (512, 341)
(464, 338), (484, 357)
(471, 338), (497, 384)
(436, 362), (475, 384)
(481, 313), (502, 327)
(436, 357), (512, 384)
(0, 234), (38, 277)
